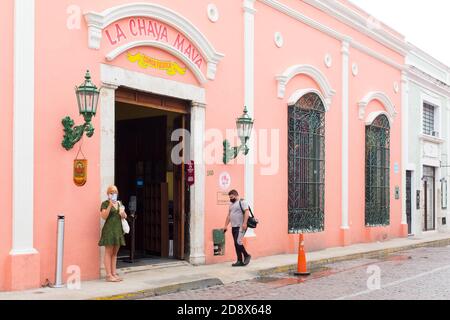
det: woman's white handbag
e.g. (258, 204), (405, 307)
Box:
(118, 201), (130, 234)
(122, 219), (130, 234)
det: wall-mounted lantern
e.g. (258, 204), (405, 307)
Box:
(223, 106), (254, 164)
(62, 70), (100, 151)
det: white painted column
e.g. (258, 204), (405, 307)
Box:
(99, 84), (118, 199)
(10, 0), (38, 256)
(341, 40), (350, 231)
(243, 0), (256, 206)
(99, 84), (117, 275)
(189, 102), (206, 265)
(401, 72), (409, 227)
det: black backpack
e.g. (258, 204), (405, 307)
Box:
(239, 200), (259, 229)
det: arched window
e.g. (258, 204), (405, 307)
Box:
(365, 114), (391, 226)
(288, 92), (325, 233)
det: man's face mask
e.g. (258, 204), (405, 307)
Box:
(230, 197), (237, 203)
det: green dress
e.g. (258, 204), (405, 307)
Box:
(98, 201), (126, 247)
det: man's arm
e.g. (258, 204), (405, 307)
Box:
(224, 213), (231, 232)
(242, 209), (250, 230)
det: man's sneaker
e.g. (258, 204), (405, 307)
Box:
(232, 261), (245, 267)
(244, 255), (252, 266)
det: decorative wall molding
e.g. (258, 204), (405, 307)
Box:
(84, 3), (224, 80)
(406, 66), (450, 98)
(288, 88), (330, 111)
(303, 0), (409, 56)
(352, 63), (359, 76)
(106, 40), (207, 84)
(276, 64), (336, 108)
(207, 4), (219, 23)
(256, 0), (405, 71)
(324, 53), (332, 68)
(101, 64), (206, 103)
(274, 32), (284, 48)
(358, 91), (397, 123)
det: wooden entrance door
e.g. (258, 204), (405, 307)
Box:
(115, 116), (169, 257)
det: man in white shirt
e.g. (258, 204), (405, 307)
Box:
(223, 190), (252, 267)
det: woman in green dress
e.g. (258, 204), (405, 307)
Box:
(99, 185), (127, 282)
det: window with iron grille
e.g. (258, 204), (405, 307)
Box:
(423, 103), (435, 136)
(365, 114), (390, 227)
(288, 93), (325, 233)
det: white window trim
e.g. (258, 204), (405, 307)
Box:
(420, 91), (442, 139)
(276, 64), (336, 109)
(358, 91), (397, 124)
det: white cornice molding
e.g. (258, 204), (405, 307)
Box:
(257, 0), (405, 71)
(358, 91), (397, 123)
(106, 40), (207, 84)
(84, 2), (224, 80)
(277, 64), (336, 108)
(408, 42), (450, 75)
(257, 0), (348, 41)
(304, 0), (409, 56)
(406, 66), (450, 98)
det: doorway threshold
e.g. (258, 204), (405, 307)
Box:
(117, 257), (190, 275)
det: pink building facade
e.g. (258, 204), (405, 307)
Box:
(0, 0), (409, 291)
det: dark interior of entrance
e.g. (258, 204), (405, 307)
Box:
(114, 88), (191, 264)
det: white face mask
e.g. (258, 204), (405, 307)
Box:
(109, 194), (118, 202)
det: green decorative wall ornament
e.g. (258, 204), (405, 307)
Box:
(62, 70), (100, 151)
(223, 107), (254, 164)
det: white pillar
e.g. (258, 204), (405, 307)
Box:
(401, 72), (409, 227)
(341, 40), (350, 231)
(99, 84), (117, 275)
(189, 102), (206, 265)
(10, 0), (38, 256)
(243, 0), (256, 206)
(99, 84), (117, 199)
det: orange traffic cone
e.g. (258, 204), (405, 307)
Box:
(294, 234), (310, 276)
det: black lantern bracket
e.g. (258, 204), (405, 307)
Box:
(62, 70), (100, 151)
(223, 106), (254, 164)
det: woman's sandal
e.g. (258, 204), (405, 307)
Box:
(106, 276), (120, 283)
(113, 274), (123, 281)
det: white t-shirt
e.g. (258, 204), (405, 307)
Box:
(229, 199), (249, 227)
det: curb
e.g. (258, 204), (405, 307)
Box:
(257, 236), (450, 277)
(93, 236), (450, 300)
(93, 278), (224, 300)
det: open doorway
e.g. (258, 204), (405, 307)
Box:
(114, 87), (191, 266)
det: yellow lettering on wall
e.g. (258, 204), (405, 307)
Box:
(127, 52), (187, 76)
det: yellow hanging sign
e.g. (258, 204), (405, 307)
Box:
(74, 159), (88, 187)
(127, 52), (187, 76)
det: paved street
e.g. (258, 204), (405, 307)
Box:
(143, 244), (450, 300)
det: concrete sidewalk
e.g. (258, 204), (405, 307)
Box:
(1, 231), (450, 300)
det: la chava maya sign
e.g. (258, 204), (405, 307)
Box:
(104, 17), (204, 69)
